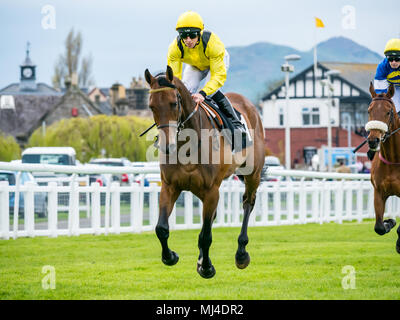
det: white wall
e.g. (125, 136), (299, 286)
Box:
(262, 97), (340, 128)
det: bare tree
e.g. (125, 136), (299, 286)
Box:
(52, 28), (95, 89)
(79, 53), (94, 88)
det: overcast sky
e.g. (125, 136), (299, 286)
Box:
(1, 0), (399, 89)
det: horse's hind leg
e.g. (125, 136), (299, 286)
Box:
(236, 172), (260, 269)
(197, 188), (219, 279)
(374, 190), (396, 236)
(156, 185), (181, 266)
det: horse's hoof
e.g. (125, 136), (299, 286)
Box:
(384, 219), (397, 230)
(197, 264), (216, 279)
(162, 250), (179, 266)
(235, 251), (250, 269)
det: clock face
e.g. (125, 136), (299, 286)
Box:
(23, 68), (32, 78)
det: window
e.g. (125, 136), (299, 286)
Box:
(279, 108), (284, 126)
(302, 107), (320, 126)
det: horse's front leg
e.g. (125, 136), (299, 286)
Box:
(235, 173), (260, 269)
(374, 189), (396, 236)
(197, 188), (219, 279)
(156, 184), (181, 266)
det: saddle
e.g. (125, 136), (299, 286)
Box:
(200, 98), (253, 151)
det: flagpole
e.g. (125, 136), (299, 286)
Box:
(313, 18), (317, 76)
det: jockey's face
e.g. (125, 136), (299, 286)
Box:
(182, 36), (199, 49)
(389, 60), (400, 69)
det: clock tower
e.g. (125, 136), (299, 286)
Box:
(20, 42), (37, 91)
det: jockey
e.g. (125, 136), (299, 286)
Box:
(368, 39), (400, 160)
(374, 38), (400, 111)
(167, 11), (247, 140)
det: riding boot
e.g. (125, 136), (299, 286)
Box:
(211, 91), (247, 149)
(367, 149), (376, 161)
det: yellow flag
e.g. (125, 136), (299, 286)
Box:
(315, 17), (324, 28)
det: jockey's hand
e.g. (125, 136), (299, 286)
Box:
(192, 93), (205, 104)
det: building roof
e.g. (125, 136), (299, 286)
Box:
(319, 62), (377, 94)
(262, 61), (377, 101)
(0, 94), (62, 142)
(0, 83), (62, 96)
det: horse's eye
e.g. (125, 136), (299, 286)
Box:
(171, 102), (178, 108)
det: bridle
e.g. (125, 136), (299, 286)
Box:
(147, 86), (199, 134)
(139, 79), (200, 142)
(365, 96), (400, 144)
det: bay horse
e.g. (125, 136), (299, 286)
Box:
(366, 82), (400, 252)
(144, 66), (265, 278)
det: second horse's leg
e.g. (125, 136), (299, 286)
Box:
(374, 190), (396, 236)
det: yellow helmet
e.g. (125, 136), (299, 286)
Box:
(175, 11), (204, 31)
(384, 38), (400, 56)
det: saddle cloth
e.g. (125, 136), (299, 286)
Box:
(199, 98), (253, 151)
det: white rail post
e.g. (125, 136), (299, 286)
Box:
(71, 180), (80, 236)
(232, 183), (240, 226)
(320, 179), (327, 224)
(104, 176), (111, 235)
(336, 180), (344, 224)
(48, 182), (58, 238)
(273, 181), (281, 225)
(12, 172), (21, 239)
(260, 188), (268, 225)
(91, 182), (101, 235)
(216, 189), (225, 226)
(149, 185), (158, 228)
(111, 182), (120, 234)
(356, 180), (363, 222)
(311, 180), (319, 223)
(0, 181), (10, 240)
(299, 178), (306, 224)
(131, 184), (143, 233)
(345, 181), (352, 221)
(184, 191), (194, 228)
(287, 180), (294, 224)
(25, 181), (35, 237)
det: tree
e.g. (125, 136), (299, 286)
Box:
(27, 116), (154, 163)
(0, 131), (21, 161)
(52, 28), (94, 89)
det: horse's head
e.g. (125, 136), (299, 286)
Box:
(366, 82), (396, 151)
(144, 66), (180, 155)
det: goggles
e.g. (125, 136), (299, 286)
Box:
(179, 31), (199, 39)
(387, 56), (400, 62)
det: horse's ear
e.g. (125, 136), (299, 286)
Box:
(387, 83), (395, 99)
(144, 69), (154, 85)
(166, 65), (174, 82)
(369, 81), (377, 98)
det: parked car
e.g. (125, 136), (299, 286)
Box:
(261, 156), (286, 182)
(88, 158), (134, 186)
(21, 147), (77, 185)
(0, 170), (47, 217)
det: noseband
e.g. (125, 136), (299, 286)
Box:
(365, 97), (399, 143)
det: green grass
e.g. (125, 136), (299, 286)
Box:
(1, 220), (400, 300)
